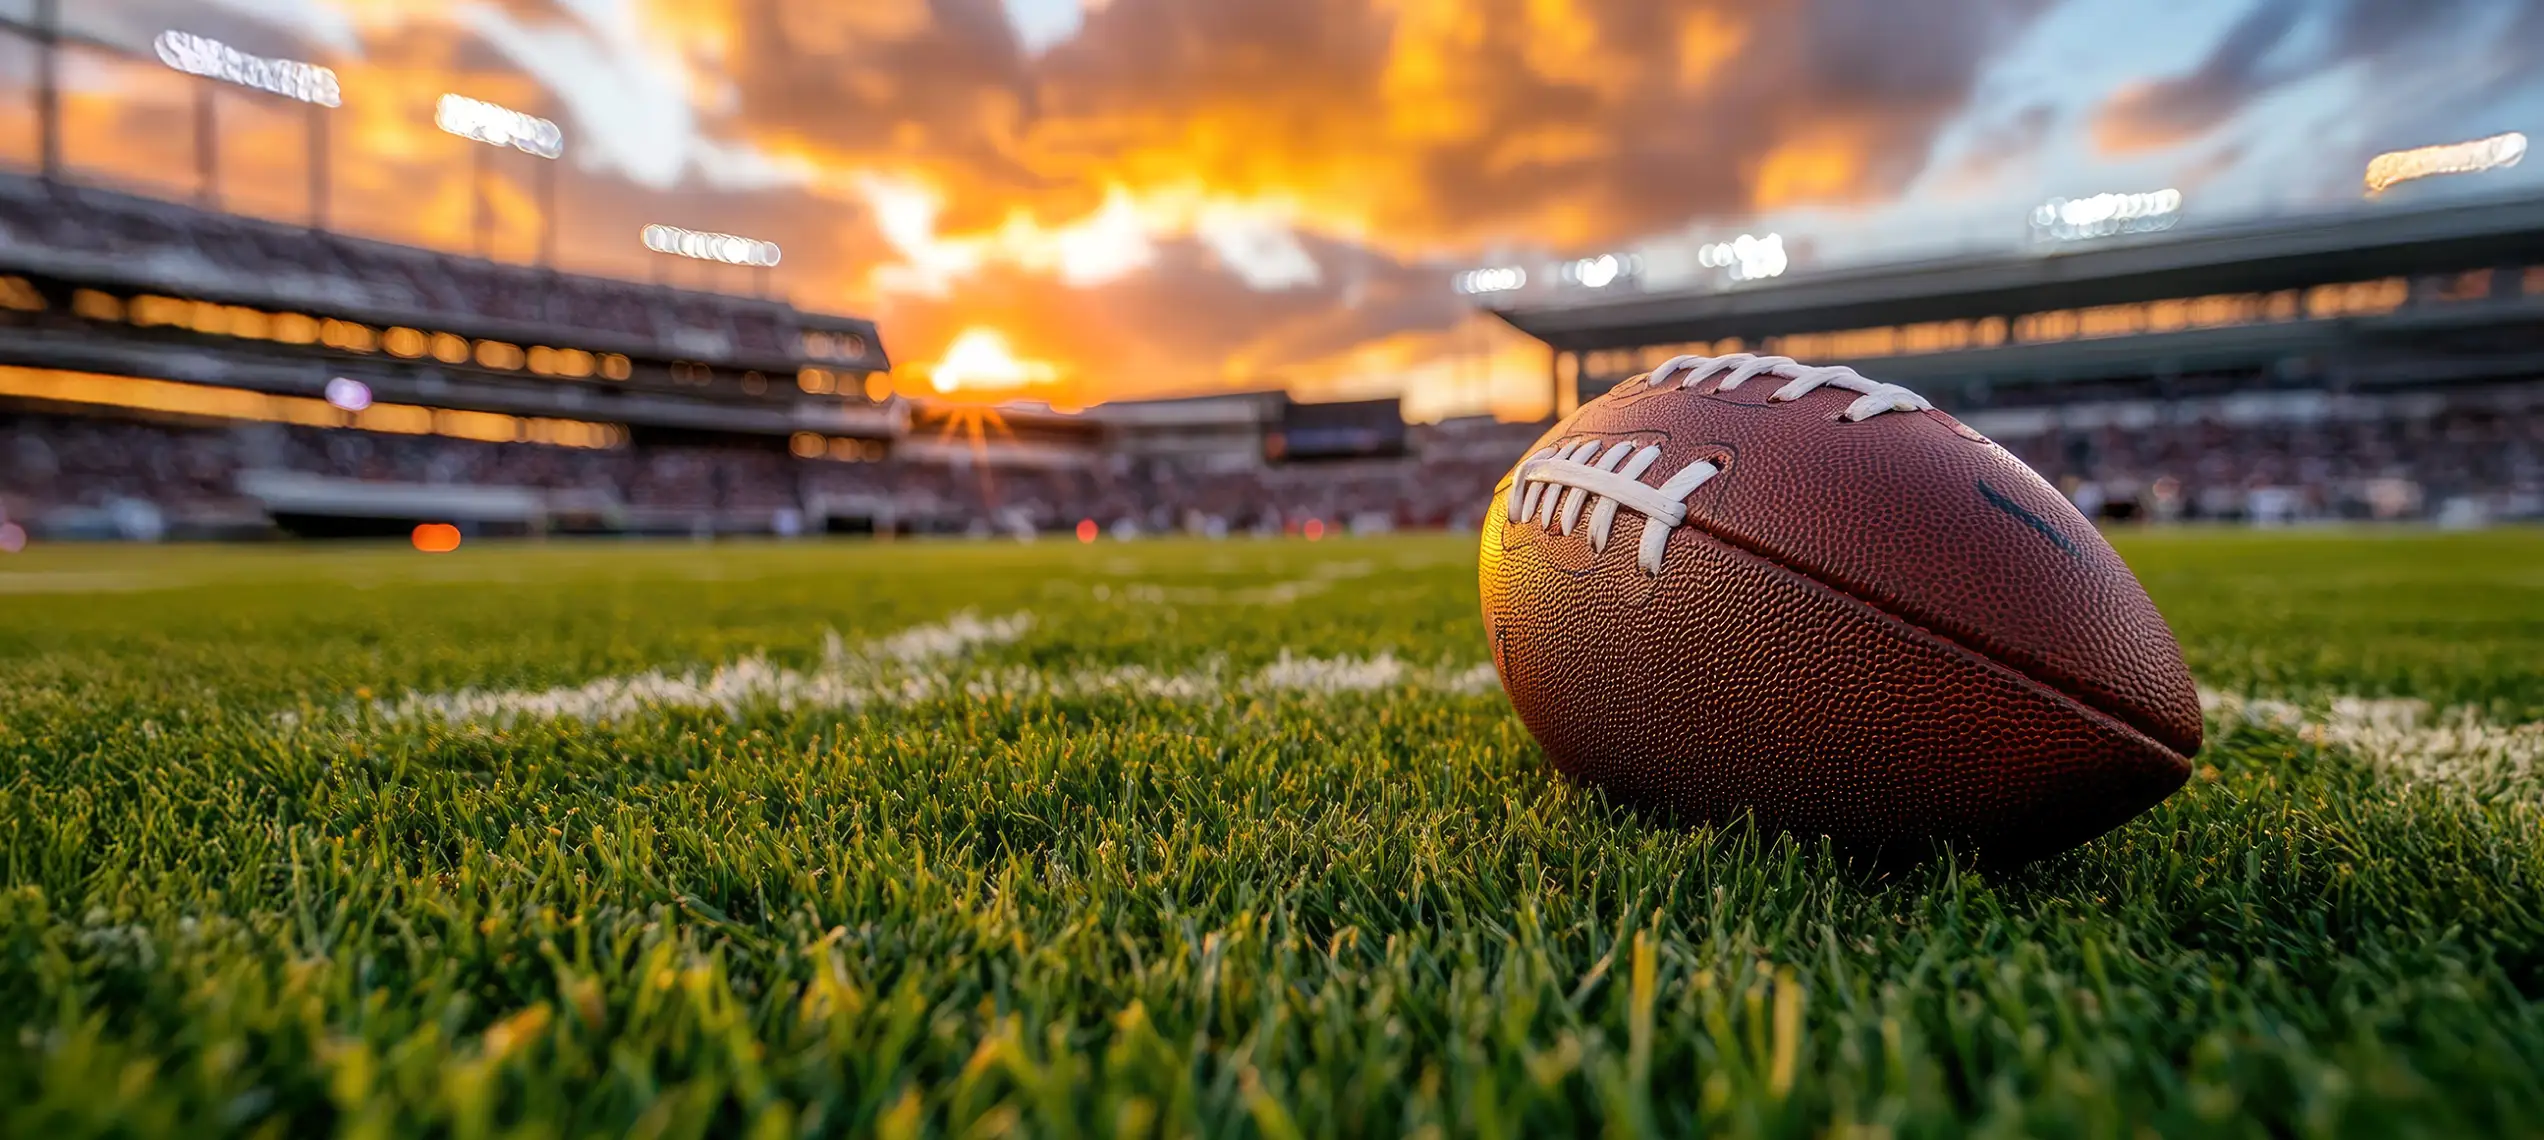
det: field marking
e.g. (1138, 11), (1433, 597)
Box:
(954, 655), (1496, 704)
(2204, 690), (2543, 801)
(347, 616), (2541, 805)
(1072, 559), (1378, 606)
(367, 611), (1500, 727)
(376, 611), (1035, 726)
(1096, 580), (1340, 605)
(0, 571), (176, 594)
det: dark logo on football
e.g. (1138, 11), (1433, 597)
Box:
(1976, 478), (2080, 559)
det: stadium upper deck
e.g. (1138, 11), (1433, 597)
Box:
(1491, 191), (2544, 408)
(0, 173), (896, 443)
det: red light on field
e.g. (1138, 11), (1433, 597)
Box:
(1076, 518), (1098, 543)
(1304, 519), (1325, 541)
(411, 523), (461, 553)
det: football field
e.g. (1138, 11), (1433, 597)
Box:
(3, 529), (2541, 1138)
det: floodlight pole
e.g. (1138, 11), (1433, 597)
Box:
(194, 82), (217, 208)
(537, 154), (558, 268)
(307, 100), (328, 231)
(472, 143), (491, 259)
(1548, 348), (1564, 419)
(32, 0), (59, 181)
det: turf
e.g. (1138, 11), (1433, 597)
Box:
(2, 529), (2541, 1138)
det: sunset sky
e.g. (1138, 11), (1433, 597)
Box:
(23, 0), (2544, 418)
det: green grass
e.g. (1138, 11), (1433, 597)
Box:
(2, 529), (2541, 1138)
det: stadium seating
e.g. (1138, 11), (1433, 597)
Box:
(0, 408), (1548, 537)
(6, 171), (2538, 540)
(1978, 385), (2544, 523)
(13, 383), (2536, 538)
(0, 174), (789, 357)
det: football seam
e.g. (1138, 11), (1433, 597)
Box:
(1657, 513), (2198, 763)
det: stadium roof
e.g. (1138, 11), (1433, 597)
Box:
(1491, 192), (2544, 352)
(0, 175), (888, 375)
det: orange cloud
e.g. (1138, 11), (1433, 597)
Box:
(1674, 9), (1746, 90)
(2091, 81), (2199, 155)
(47, 0), (2051, 417)
(1750, 128), (1871, 211)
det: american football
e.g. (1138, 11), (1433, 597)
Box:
(1481, 353), (2200, 861)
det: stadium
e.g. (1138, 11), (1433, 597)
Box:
(0, 163), (1543, 543)
(7, 173), (2543, 543)
(5, 3), (2544, 1138)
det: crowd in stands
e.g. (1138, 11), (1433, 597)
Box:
(0, 409), (1545, 538)
(0, 175), (796, 361)
(6, 383), (2542, 540)
(1978, 385), (2544, 524)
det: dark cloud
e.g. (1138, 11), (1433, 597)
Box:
(2092, 0), (2537, 155)
(2091, 0), (2310, 153)
(720, 0), (2053, 248)
(1934, 101), (2058, 192)
(104, 0), (2443, 407)
(639, 0), (2061, 399)
(1798, 0), (2042, 102)
(59, 0), (313, 57)
(2355, 0), (2544, 150)
(1227, 236), (1471, 371)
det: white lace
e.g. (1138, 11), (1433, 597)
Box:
(1505, 354), (1931, 574)
(1510, 443), (1720, 575)
(1650, 352), (1931, 422)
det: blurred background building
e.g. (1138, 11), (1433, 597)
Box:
(0, 5), (2540, 545)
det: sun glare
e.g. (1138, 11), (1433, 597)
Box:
(929, 327), (1059, 393)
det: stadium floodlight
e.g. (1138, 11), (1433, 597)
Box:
(642, 223), (783, 268)
(2364, 132), (2527, 196)
(436, 94), (562, 159)
(323, 377), (373, 412)
(2029, 189), (2181, 242)
(1694, 233), (1788, 282)
(1454, 265), (1528, 295)
(154, 30), (340, 108)
(1552, 251), (1644, 290)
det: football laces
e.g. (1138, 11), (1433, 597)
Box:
(1509, 442), (1720, 576)
(1652, 352), (1931, 422)
(1506, 355), (1930, 574)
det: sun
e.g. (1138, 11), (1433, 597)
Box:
(928, 327), (1060, 395)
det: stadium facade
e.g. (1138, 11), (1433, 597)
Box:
(0, 171), (1527, 542)
(0, 6), (1530, 545)
(7, 178), (2544, 539)
(0, 0), (2536, 541)
(1491, 191), (2544, 525)
(1496, 191), (2544, 408)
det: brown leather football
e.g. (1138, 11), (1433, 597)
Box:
(1479, 353), (2201, 862)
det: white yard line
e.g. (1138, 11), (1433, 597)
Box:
(1079, 560), (1378, 606)
(377, 610), (1036, 726)
(0, 571), (173, 594)
(356, 619), (2544, 804)
(2203, 690), (2544, 800)
(369, 610), (1502, 727)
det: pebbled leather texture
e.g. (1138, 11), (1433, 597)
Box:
(1479, 365), (2201, 862)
